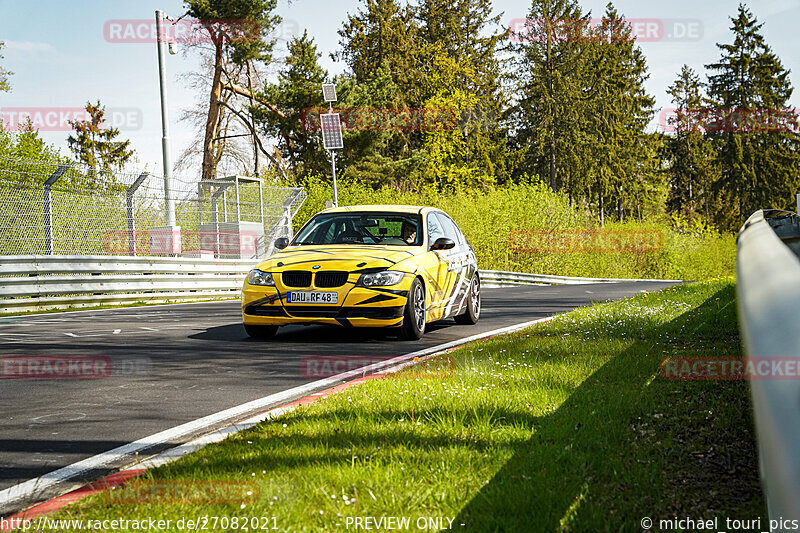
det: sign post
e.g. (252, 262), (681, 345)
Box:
(321, 83), (343, 207)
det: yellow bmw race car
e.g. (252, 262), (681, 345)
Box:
(241, 205), (480, 340)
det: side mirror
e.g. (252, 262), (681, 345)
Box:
(431, 237), (455, 251)
(274, 237), (289, 250)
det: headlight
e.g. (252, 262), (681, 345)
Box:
(247, 269), (275, 286)
(359, 270), (405, 287)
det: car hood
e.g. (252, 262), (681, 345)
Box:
(254, 245), (422, 272)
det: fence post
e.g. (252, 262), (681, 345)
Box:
(43, 164), (71, 255)
(211, 184), (233, 257)
(126, 172), (150, 256)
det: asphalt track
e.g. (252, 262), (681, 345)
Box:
(0, 282), (678, 493)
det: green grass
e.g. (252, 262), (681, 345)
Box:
(47, 279), (762, 532)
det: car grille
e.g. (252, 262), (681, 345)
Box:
(287, 306), (404, 319)
(315, 271), (349, 288)
(281, 271), (312, 287)
(244, 305), (404, 320)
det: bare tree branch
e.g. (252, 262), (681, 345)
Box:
(222, 83), (286, 119)
(217, 99), (287, 180)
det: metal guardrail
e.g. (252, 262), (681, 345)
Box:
(0, 256), (253, 313)
(479, 270), (680, 287)
(0, 260), (679, 314)
(737, 209), (800, 526)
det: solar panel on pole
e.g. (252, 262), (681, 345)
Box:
(320, 113), (344, 150)
(322, 83), (337, 103)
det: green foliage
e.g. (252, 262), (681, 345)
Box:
(510, 0), (590, 193)
(0, 41), (12, 93)
(0, 121), (64, 164)
(705, 5), (800, 230)
(513, 1), (661, 221)
(663, 66), (722, 221)
(336, 0), (420, 95)
(184, 0), (280, 64)
(291, 175), (734, 280)
(323, 0), (512, 187)
(255, 31), (329, 178)
(67, 100), (134, 180)
(585, 4), (660, 221)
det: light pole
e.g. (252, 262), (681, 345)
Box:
(155, 9), (176, 227)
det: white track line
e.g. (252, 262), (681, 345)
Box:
(0, 316), (552, 514)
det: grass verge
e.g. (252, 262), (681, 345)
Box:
(45, 278), (763, 532)
(0, 298), (238, 318)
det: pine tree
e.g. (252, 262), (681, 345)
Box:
(336, 0), (420, 101)
(664, 65), (720, 221)
(706, 4), (800, 229)
(415, 0), (504, 99)
(511, 0), (591, 194)
(255, 31), (329, 178)
(67, 101), (134, 181)
(184, 0), (281, 180)
(585, 3), (658, 222)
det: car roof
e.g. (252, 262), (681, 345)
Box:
(320, 204), (435, 215)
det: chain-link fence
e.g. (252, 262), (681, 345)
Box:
(0, 157), (306, 259)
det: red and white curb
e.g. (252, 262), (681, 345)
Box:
(0, 316), (553, 528)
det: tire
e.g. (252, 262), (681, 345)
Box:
(455, 275), (481, 325)
(244, 324), (279, 339)
(398, 278), (426, 340)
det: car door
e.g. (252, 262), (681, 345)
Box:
(435, 213), (473, 318)
(421, 211), (450, 320)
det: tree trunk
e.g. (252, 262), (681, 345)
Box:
(549, 137), (556, 192)
(599, 193), (605, 226)
(202, 37), (224, 182)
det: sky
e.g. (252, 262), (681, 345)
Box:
(1, 0), (800, 180)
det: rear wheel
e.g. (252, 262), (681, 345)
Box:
(399, 278), (426, 340)
(455, 275), (480, 325)
(244, 324), (279, 339)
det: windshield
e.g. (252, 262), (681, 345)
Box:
(292, 212), (423, 246)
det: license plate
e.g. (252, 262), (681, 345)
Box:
(286, 291), (338, 304)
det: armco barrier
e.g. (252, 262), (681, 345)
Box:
(0, 256), (253, 313)
(479, 269), (679, 287)
(737, 209), (800, 526)
(0, 258), (677, 314)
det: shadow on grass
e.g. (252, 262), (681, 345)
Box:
(452, 284), (764, 531)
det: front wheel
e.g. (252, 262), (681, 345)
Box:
(398, 278), (426, 340)
(455, 276), (480, 325)
(244, 324), (279, 339)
